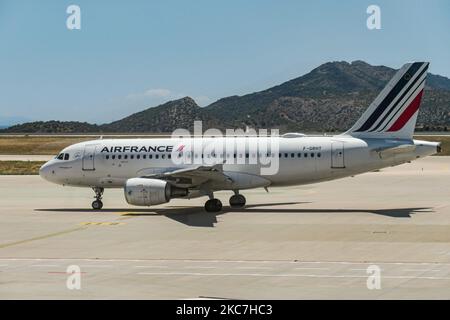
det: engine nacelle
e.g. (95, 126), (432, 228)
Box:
(124, 178), (187, 206)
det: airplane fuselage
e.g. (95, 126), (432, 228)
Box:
(39, 135), (439, 193)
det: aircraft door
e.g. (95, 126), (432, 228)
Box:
(331, 141), (345, 168)
(82, 145), (96, 171)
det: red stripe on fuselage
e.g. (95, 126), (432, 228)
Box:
(387, 90), (424, 132)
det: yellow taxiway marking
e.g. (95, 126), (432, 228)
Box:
(0, 226), (87, 249)
(80, 222), (125, 226)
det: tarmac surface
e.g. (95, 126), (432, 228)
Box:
(1, 156), (450, 299)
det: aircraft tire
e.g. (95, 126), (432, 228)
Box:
(92, 200), (103, 210)
(229, 194), (246, 208)
(205, 199), (222, 212)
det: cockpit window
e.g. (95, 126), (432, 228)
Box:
(56, 153), (70, 160)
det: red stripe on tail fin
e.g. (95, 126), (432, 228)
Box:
(387, 90), (424, 132)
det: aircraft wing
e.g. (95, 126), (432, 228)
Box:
(140, 163), (233, 189)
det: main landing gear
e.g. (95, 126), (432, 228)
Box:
(92, 187), (104, 210)
(204, 198), (222, 212)
(229, 192), (246, 208)
(204, 191), (247, 212)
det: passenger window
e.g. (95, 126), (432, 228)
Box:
(112, 155), (116, 160)
(106, 155), (109, 160)
(317, 153), (321, 158)
(291, 153), (295, 158)
(143, 155), (146, 159)
(284, 153), (288, 158)
(124, 155), (128, 160)
(304, 153), (308, 158)
(155, 154), (159, 159)
(149, 154), (153, 159)
(311, 153), (315, 157)
(162, 154), (165, 159)
(118, 155), (122, 160)
(297, 153), (301, 158)
(136, 155), (140, 159)
(168, 154), (172, 159)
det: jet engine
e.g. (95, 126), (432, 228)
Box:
(124, 178), (187, 206)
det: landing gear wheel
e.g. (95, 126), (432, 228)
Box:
(92, 187), (104, 210)
(229, 194), (246, 208)
(92, 200), (103, 210)
(204, 199), (223, 212)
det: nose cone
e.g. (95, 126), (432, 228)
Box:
(39, 162), (52, 181)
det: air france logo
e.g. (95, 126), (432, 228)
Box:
(100, 145), (173, 153)
(176, 145), (186, 152)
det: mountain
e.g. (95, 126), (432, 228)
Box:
(104, 97), (216, 133)
(1, 120), (100, 133)
(202, 60), (450, 132)
(2, 61), (450, 134)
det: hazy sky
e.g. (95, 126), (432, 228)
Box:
(1, 0), (449, 125)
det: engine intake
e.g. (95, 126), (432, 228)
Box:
(124, 178), (187, 206)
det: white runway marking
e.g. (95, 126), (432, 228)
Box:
(349, 268), (388, 272)
(295, 267), (329, 270)
(236, 267), (273, 270)
(80, 265), (113, 268)
(137, 272), (450, 280)
(31, 264), (60, 268)
(133, 265), (169, 269)
(403, 269), (441, 272)
(1, 258), (449, 266)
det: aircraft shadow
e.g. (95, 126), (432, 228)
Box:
(34, 203), (432, 227)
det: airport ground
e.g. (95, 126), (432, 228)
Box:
(1, 157), (450, 299)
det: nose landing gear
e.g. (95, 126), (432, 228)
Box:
(92, 187), (104, 210)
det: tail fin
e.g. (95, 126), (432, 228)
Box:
(345, 62), (429, 140)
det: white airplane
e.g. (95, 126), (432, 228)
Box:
(40, 62), (440, 212)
